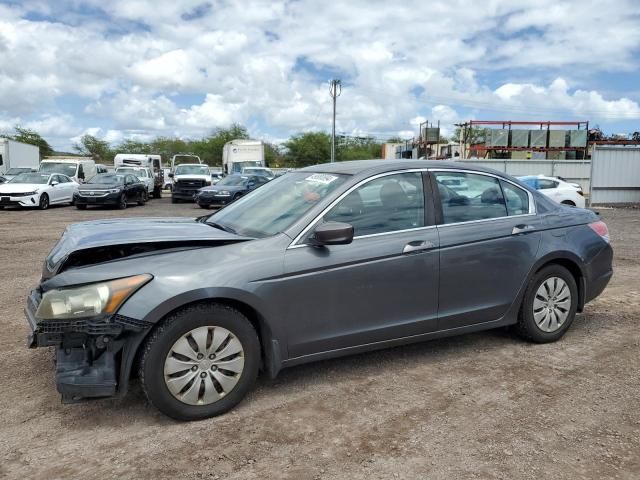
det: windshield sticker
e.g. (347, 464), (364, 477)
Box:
(306, 173), (339, 185)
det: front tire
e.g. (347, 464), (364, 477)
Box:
(138, 191), (147, 206)
(39, 193), (49, 210)
(140, 304), (260, 421)
(516, 264), (578, 343)
(76, 204), (87, 210)
(118, 193), (127, 209)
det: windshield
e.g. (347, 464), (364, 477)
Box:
(117, 167), (148, 177)
(39, 162), (77, 177)
(6, 168), (32, 175)
(217, 175), (248, 186)
(9, 173), (50, 184)
(173, 156), (200, 166)
(175, 165), (210, 175)
(206, 172), (348, 238)
(231, 161), (262, 173)
(88, 174), (124, 185)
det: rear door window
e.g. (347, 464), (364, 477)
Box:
(501, 181), (530, 216)
(434, 172), (508, 224)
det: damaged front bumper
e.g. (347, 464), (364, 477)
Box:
(25, 288), (152, 403)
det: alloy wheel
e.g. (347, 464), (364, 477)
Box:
(533, 277), (571, 333)
(163, 326), (245, 406)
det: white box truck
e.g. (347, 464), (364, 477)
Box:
(222, 140), (265, 175)
(0, 139), (40, 180)
(113, 153), (164, 198)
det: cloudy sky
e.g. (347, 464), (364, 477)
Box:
(0, 0), (639, 150)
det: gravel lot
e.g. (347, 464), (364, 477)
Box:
(0, 199), (638, 479)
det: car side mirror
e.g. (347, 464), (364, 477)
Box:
(309, 221), (354, 246)
(51, 181), (59, 186)
(168, 173), (174, 178)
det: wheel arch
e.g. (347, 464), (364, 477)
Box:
(118, 289), (284, 398)
(531, 252), (586, 312)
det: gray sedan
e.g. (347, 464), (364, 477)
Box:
(25, 160), (613, 420)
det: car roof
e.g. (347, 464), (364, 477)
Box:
(301, 159), (505, 177)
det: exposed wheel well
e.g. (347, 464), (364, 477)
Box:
(561, 200), (576, 206)
(535, 258), (584, 311)
(133, 298), (271, 381)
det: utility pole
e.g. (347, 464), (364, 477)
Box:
(329, 79), (341, 162)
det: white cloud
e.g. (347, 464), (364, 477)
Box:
(1, 0), (639, 149)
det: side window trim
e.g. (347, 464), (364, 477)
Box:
(429, 168), (536, 227)
(288, 168), (433, 249)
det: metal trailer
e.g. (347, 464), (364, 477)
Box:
(0, 139), (40, 175)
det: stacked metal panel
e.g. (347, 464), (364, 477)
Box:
(569, 130), (587, 148)
(489, 129), (509, 147)
(425, 127), (440, 143)
(510, 130), (529, 147)
(530, 130), (548, 147)
(548, 130), (567, 147)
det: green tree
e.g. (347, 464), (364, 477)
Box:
(336, 136), (382, 161)
(73, 134), (113, 162)
(451, 126), (487, 145)
(1, 126), (54, 158)
(284, 132), (331, 167)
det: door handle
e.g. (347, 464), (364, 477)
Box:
(512, 224), (535, 235)
(403, 240), (435, 254)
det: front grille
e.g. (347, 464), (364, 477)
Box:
(36, 314), (152, 336)
(78, 190), (110, 197)
(176, 180), (206, 189)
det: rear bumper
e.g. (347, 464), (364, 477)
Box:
(25, 288), (152, 402)
(584, 243), (613, 304)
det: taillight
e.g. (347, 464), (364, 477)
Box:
(589, 220), (610, 243)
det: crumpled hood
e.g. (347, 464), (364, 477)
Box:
(44, 217), (248, 277)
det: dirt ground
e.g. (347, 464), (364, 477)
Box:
(0, 199), (638, 480)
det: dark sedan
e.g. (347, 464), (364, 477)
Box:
(25, 161), (612, 421)
(74, 173), (147, 209)
(194, 174), (269, 208)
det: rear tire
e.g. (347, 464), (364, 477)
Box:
(171, 197), (178, 204)
(516, 264), (578, 343)
(39, 193), (49, 210)
(138, 192), (147, 206)
(153, 187), (162, 199)
(139, 303), (260, 421)
(198, 203), (209, 209)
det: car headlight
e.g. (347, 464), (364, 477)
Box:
(35, 274), (152, 320)
(217, 190), (231, 196)
(109, 188), (121, 194)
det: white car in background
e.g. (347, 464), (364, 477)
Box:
(0, 172), (78, 210)
(518, 175), (585, 208)
(115, 166), (154, 199)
